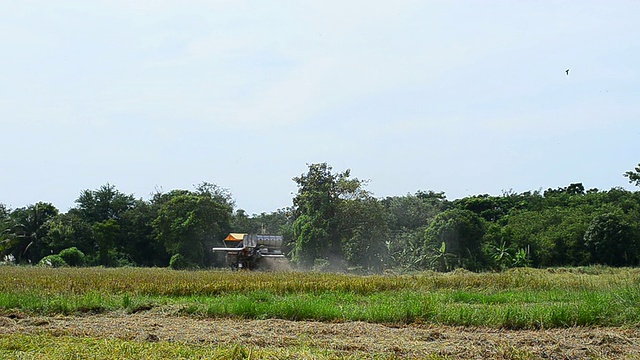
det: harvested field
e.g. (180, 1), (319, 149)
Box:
(2, 267), (640, 358)
(2, 308), (640, 359)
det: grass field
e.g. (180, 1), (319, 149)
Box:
(1, 333), (379, 360)
(2, 266), (640, 359)
(1, 266), (639, 329)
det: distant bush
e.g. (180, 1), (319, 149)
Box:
(58, 247), (86, 267)
(38, 255), (67, 268)
(169, 254), (197, 270)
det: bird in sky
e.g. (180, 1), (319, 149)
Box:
(565, 69), (570, 76)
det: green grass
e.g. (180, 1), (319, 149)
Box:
(0, 333), (404, 360)
(1, 266), (640, 329)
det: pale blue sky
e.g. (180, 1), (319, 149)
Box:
(2, 1), (639, 214)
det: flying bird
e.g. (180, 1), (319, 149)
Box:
(565, 69), (570, 76)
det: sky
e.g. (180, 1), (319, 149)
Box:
(2, 1), (639, 214)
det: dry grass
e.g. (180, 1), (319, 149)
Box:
(1, 266), (638, 295)
(2, 267), (640, 358)
(1, 311), (639, 359)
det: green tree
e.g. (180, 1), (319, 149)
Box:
(490, 241), (513, 270)
(41, 213), (94, 257)
(0, 204), (9, 223)
(119, 199), (169, 267)
(339, 196), (389, 272)
(455, 195), (504, 222)
(427, 241), (457, 272)
(1, 202), (59, 264)
(584, 211), (638, 266)
(386, 229), (429, 271)
(58, 247), (86, 266)
(73, 183), (135, 223)
(290, 163), (364, 268)
(624, 163), (640, 187)
(383, 191), (448, 232)
(232, 208), (293, 235)
(423, 209), (486, 271)
(152, 191), (232, 267)
(0, 204), (10, 256)
(93, 219), (120, 266)
(194, 182), (235, 208)
(71, 183), (136, 265)
(231, 209), (256, 233)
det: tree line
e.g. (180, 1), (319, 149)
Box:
(2, 163), (640, 271)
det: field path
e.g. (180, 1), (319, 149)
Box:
(2, 310), (639, 359)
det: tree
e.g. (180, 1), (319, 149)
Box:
(194, 182), (235, 208)
(73, 183), (135, 223)
(71, 183), (136, 265)
(386, 229), (429, 271)
(0, 204), (12, 262)
(152, 191), (232, 267)
(41, 213), (94, 257)
(423, 209), (486, 271)
(339, 196), (389, 272)
(119, 200), (169, 267)
(232, 208), (293, 235)
(1, 202), (59, 264)
(624, 163), (640, 187)
(0, 203), (9, 220)
(58, 247), (86, 266)
(427, 241), (457, 272)
(290, 163), (364, 268)
(383, 191), (448, 232)
(490, 241), (513, 270)
(93, 219), (120, 266)
(231, 209), (256, 233)
(584, 211), (638, 266)
(482, 206), (591, 268)
(455, 195), (504, 222)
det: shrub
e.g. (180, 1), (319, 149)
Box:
(58, 247), (86, 267)
(38, 255), (68, 268)
(169, 254), (197, 270)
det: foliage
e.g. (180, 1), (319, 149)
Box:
(153, 191), (232, 267)
(73, 183), (135, 223)
(291, 163), (365, 268)
(427, 241), (457, 272)
(1, 202), (59, 264)
(38, 255), (67, 267)
(168, 254), (197, 270)
(383, 191), (448, 231)
(232, 208), (292, 235)
(386, 229), (429, 270)
(3, 162), (640, 271)
(41, 213), (93, 256)
(423, 209), (486, 270)
(339, 196), (389, 271)
(584, 211), (638, 266)
(118, 199), (169, 267)
(58, 247), (86, 267)
(624, 163), (640, 187)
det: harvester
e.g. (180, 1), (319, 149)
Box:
(212, 233), (286, 270)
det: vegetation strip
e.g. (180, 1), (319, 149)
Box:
(0, 334), (376, 360)
(1, 267), (639, 329)
(3, 162), (640, 273)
